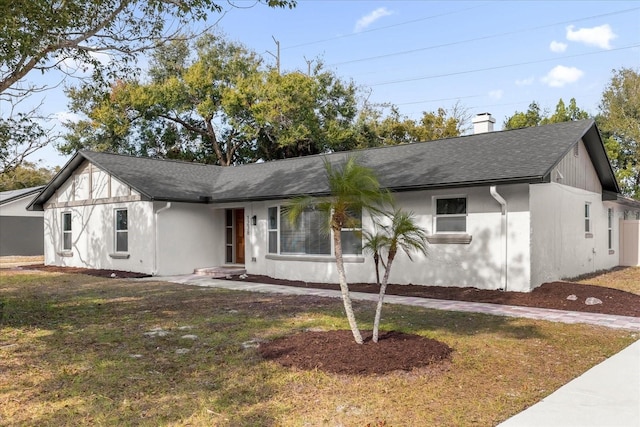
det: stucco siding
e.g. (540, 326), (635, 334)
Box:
(243, 185), (532, 291)
(154, 202), (224, 276)
(530, 183), (619, 287)
(44, 201), (156, 274)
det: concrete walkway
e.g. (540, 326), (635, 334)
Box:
(148, 274), (640, 426)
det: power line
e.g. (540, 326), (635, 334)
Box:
(367, 44), (640, 87)
(328, 7), (640, 67)
(281, 3), (486, 51)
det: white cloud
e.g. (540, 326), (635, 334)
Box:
(354, 7), (393, 33)
(549, 40), (567, 53)
(566, 24), (617, 49)
(56, 50), (112, 74)
(515, 77), (534, 86)
(488, 89), (503, 100)
(541, 65), (584, 87)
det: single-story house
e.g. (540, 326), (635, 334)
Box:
(28, 115), (640, 292)
(0, 185), (45, 256)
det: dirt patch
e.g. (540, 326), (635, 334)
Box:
(259, 330), (453, 375)
(230, 275), (640, 318)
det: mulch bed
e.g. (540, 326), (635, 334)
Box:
(20, 264), (151, 278)
(230, 274), (640, 318)
(258, 330), (453, 375)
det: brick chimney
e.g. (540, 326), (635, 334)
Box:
(472, 113), (495, 134)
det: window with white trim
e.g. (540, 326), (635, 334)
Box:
(268, 207), (278, 254)
(608, 208), (613, 250)
(62, 212), (72, 251)
(115, 209), (128, 252)
(435, 197), (467, 233)
(280, 207), (330, 255)
(584, 203), (591, 234)
(272, 206), (362, 256)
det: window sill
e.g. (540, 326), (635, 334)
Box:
(265, 254), (364, 263)
(585, 233), (593, 239)
(57, 251), (73, 257)
(109, 253), (130, 259)
(426, 234), (473, 244)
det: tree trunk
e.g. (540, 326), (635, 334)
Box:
(373, 249), (396, 343)
(333, 226), (363, 344)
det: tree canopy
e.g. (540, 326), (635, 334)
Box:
(597, 67), (640, 198)
(0, 0), (295, 173)
(503, 98), (589, 130)
(62, 33), (467, 165)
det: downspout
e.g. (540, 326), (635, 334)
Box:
(490, 186), (508, 291)
(153, 202), (172, 275)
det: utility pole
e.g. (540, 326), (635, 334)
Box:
(304, 56), (314, 76)
(266, 36), (280, 74)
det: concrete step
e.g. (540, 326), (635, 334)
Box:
(193, 266), (246, 278)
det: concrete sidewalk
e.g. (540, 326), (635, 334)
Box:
(147, 274), (640, 427)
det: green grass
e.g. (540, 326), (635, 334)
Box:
(0, 269), (637, 426)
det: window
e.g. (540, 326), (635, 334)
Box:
(280, 207), (331, 255)
(341, 209), (362, 255)
(435, 197), (467, 233)
(584, 203), (591, 233)
(115, 209), (128, 252)
(62, 212), (72, 251)
(268, 207), (278, 254)
(607, 208), (613, 250)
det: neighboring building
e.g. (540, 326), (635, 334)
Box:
(0, 186), (45, 256)
(28, 118), (640, 292)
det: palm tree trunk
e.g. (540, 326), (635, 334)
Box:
(373, 250), (396, 343)
(333, 227), (364, 344)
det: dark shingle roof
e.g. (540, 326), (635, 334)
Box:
(28, 119), (619, 210)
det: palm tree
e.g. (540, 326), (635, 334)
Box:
(285, 156), (390, 344)
(364, 208), (427, 343)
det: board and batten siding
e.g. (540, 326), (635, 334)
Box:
(553, 139), (602, 193)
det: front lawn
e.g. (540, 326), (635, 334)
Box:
(0, 270), (637, 426)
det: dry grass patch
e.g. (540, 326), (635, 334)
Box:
(0, 270), (637, 426)
(575, 266), (640, 295)
(0, 256), (44, 269)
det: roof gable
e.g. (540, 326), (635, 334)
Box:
(28, 119), (620, 210)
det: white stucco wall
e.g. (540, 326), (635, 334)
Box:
(243, 184), (533, 291)
(529, 183), (620, 286)
(44, 200), (156, 274)
(154, 202), (224, 276)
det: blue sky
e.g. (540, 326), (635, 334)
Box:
(26, 1), (640, 168)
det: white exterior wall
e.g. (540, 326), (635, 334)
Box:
(154, 202), (224, 276)
(44, 200), (156, 273)
(243, 184), (532, 291)
(529, 183), (620, 286)
(0, 196), (43, 217)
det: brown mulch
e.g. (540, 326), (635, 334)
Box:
(258, 330), (453, 375)
(18, 264), (151, 278)
(11, 264), (639, 375)
(231, 274), (640, 318)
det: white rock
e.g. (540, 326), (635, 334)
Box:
(239, 274), (248, 279)
(585, 297), (603, 306)
(181, 334), (198, 340)
(566, 294), (578, 301)
(175, 348), (190, 354)
(129, 354), (143, 358)
(110, 273), (117, 278)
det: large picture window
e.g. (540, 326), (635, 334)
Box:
(435, 197), (467, 233)
(115, 209), (128, 252)
(341, 208), (362, 255)
(280, 207), (331, 255)
(62, 212), (72, 251)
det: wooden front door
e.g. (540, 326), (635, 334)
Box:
(234, 209), (245, 264)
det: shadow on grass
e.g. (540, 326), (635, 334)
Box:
(1, 273), (546, 425)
